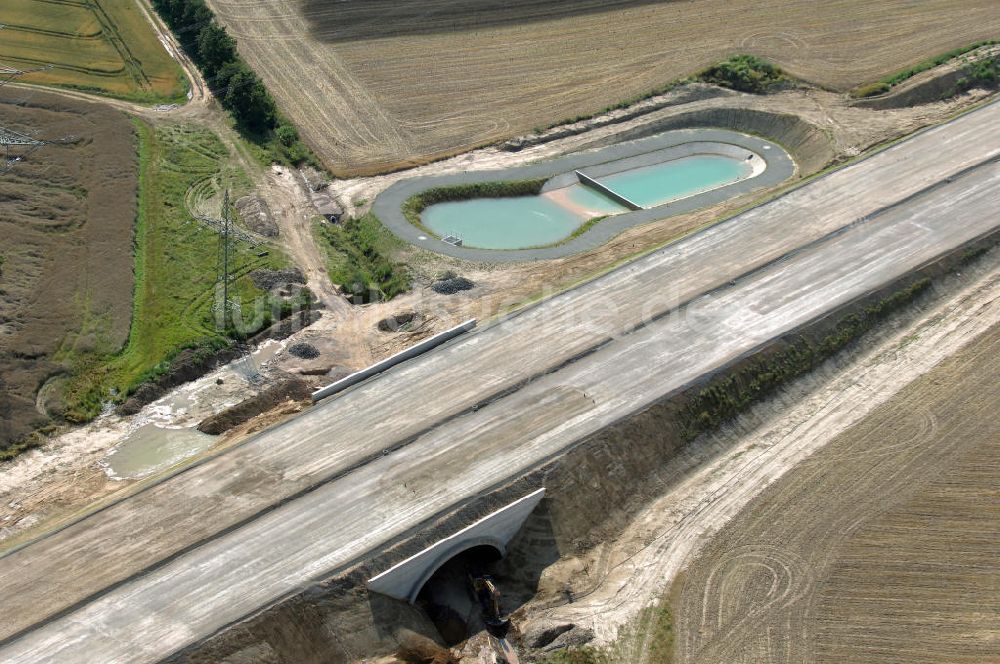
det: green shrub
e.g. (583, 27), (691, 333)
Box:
(956, 55), (1000, 93)
(314, 213), (410, 303)
(276, 124), (299, 146)
(699, 55), (785, 93)
(401, 179), (546, 231)
(851, 81), (891, 98)
(681, 278), (932, 437)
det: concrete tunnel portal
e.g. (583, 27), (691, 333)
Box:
(366, 488), (545, 604)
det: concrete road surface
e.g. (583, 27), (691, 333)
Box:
(1, 101), (999, 663)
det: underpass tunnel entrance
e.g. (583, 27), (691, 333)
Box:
(415, 544), (504, 646)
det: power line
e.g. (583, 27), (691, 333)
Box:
(0, 124), (46, 173)
(0, 25), (56, 172)
(196, 190), (265, 385)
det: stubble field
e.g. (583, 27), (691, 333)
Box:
(0, 0), (185, 102)
(674, 320), (1000, 663)
(204, 0), (1000, 175)
(0, 90), (137, 451)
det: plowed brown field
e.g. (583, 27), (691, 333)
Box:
(0, 91), (136, 451)
(204, 0), (1000, 175)
(674, 321), (1000, 663)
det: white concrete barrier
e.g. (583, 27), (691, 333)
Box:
(367, 488), (546, 603)
(311, 319), (477, 402)
(575, 170), (643, 210)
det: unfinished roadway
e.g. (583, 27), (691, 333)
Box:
(2, 100), (1000, 663)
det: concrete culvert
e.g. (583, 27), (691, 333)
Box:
(377, 311), (420, 332)
(287, 342), (320, 359)
(416, 545), (504, 647)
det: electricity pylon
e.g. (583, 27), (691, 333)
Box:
(0, 125), (46, 173)
(0, 25), (55, 172)
(194, 190), (263, 384)
(0, 26), (53, 88)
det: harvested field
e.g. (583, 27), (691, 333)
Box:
(673, 322), (1000, 663)
(204, 0), (1000, 174)
(0, 0), (185, 102)
(0, 90), (137, 452)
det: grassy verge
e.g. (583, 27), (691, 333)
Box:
(680, 278), (932, 436)
(537, 600), (675, 664)
(851, 40), (1000, 97)
(570, 215), (610, 241)
(401, 179), (547, 234)
(313, 212), (410, 303)
(60, 119), (291, 420)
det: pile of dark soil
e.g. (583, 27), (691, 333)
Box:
(249, 267), (306, 290)
(431, 275), (475, 295)
(377, 311), (420, 332)
(197, 376), (312, 435)
(395, 635), (458, 664)
(288, 342), (320, 359)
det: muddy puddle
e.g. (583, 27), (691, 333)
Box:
(100, 340), (286, 480)
(102, 424), (216, 480)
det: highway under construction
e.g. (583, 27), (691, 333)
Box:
(1, 100), (999, 663)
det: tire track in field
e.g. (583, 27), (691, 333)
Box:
(206, 0), (415, 170)
(675, 314), (1000, 663)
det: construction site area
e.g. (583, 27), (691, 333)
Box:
(1, 1), (1000, 663)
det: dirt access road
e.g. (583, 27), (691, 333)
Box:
(1, 101), (999, 663)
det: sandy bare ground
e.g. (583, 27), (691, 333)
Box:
(1, 83), (993, 557)
(519, 252), (1000, 662)
(204, 0), (1000, 174)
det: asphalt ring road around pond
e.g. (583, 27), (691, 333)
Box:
(372, 128), (795, 262)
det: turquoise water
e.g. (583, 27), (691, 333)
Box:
(422, 196), (587, 249)
(601, 154), (750, 208)
(420, 153), (753, 250)
(564, 184), (629, 215)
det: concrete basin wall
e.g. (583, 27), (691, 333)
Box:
(372, 128), (794, 262)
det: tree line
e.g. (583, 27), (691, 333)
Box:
(151, 0), (307, 156)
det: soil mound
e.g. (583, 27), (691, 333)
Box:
(197, 376), (312, 435)
(235, 195), (278, 237)
(377, 311), (421, 332)
(288, 342), (320, 359)
(431, 276), (475, 295)
(249, 268), (306, 291)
